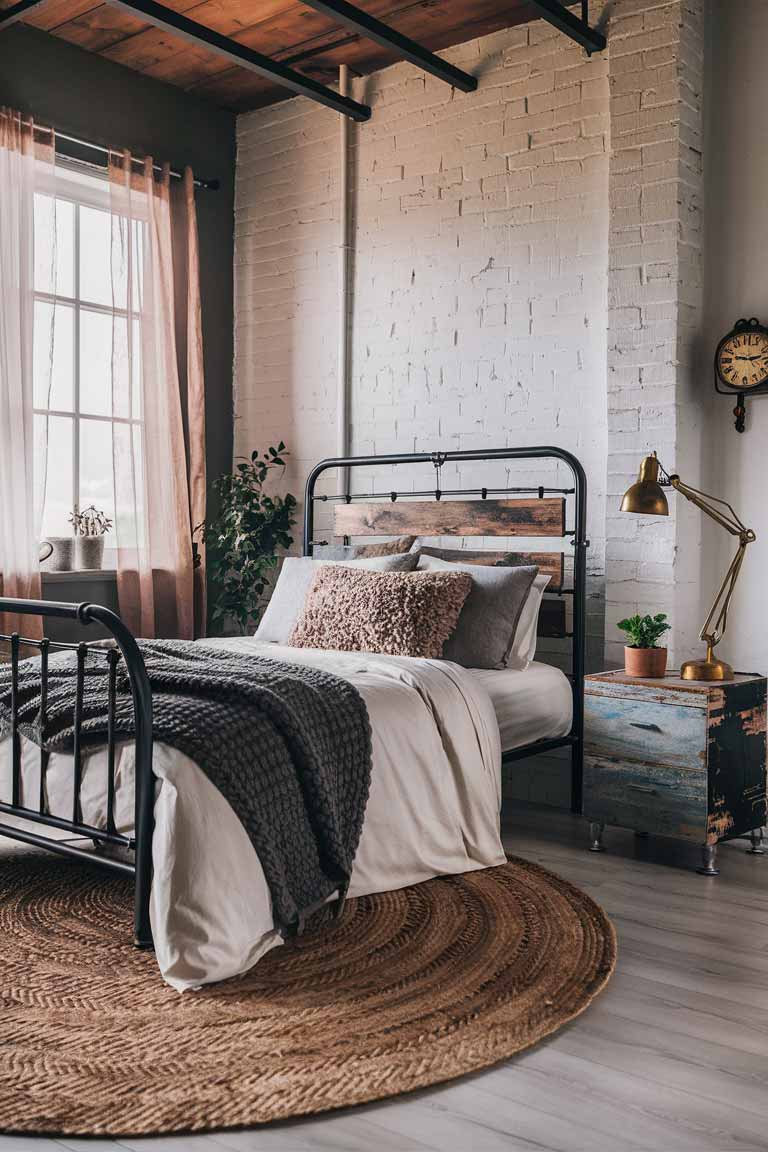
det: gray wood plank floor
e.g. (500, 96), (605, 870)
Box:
(2, 806), (767, 1152)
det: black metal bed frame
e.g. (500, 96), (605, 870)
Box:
(304, 446), (589, 813)
(0, 600), (155, 948)
(0, 444), (587, 948)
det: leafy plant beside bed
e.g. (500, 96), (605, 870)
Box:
(203, 444), (297, 636)
(617, 613), (670, 678)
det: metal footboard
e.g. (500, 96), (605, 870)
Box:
(0, 599), (154, 948)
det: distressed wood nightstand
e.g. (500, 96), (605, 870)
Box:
(583, 670), (767, 874)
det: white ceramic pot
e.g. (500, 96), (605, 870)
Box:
(41, 537), (75, 572)
(75, 536), (105, 571)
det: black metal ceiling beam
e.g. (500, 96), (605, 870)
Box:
(300, 0), (477, 92)
(527, 0), (606, 54)
(0, 0), (49, 32)
(105, 0), (372, 120)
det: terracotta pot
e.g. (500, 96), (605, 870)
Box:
(624, 646), (667, 678)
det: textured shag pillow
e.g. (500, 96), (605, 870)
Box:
(255, 553), (418, 644)
(288, 566), (473, 659)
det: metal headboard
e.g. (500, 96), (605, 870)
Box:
(303, 446), (588, 813)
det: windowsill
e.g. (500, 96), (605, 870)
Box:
(42, 569), (117, 584)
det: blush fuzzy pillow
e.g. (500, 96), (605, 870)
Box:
(288, 566), (473, 659)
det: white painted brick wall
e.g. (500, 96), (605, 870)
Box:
(235, 15), (610, 704)
(233, 1), (706, 805)
(605, 0), (705, 667)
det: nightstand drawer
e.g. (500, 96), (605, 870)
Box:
(585, 694), (707, 771)
(584, 755), (707, 841)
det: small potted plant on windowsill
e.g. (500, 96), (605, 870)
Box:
(69, 505), (113, 571)
(617, 613), (670, 678)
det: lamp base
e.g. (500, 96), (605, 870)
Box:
(680, 655), (734, 681)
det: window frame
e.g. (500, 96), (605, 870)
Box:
(33, 159), (147, 554)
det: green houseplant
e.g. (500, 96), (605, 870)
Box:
(617, 613), (670, 678)
(204, 444), (297, 636)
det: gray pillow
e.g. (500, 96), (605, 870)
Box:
(315, 535), (415, 560)
(255, 552), (419, 644)
(416, 554), (538, 669)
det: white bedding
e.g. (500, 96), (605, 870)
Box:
(0, 640), (507, 991)
(468, 661), (573, 752)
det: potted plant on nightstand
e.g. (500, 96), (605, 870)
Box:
(617, 613), (670, 678)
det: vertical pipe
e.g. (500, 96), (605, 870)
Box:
(338, 64), (352, 498)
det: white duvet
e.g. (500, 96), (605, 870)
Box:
(0, 639), (506, 991)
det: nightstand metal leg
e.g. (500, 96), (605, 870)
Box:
(589, 821), (605, 853)
(748, 828), (765, 855)
(697, 844), (720, 875)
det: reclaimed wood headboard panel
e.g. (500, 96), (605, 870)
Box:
(334, 498), (566, 539)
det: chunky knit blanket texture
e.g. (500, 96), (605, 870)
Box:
(0, 640), (373, 934)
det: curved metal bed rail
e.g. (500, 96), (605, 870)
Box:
(303, 446), (588, 813)
(0, 598), (154, 947)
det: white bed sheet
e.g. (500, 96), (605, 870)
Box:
(0, 640), (507, 992)
(467, 661), (573, 752)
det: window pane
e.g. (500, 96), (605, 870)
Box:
(79, 417), (116, 536)
(80, 309), (132, 418)
(131, 319), (142, 420)
(79, 205), (128, 309)
(36, 414), (73, 539)
(34, 194), (75, 298)
(33, 300), (74, 411)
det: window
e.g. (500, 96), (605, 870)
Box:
(33, 163), (145, 561)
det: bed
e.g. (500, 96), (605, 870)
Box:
(0, 445), (587, 989)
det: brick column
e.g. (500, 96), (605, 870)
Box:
(605, 0), (705, 667)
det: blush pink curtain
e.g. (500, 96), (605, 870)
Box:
(108, 153), (206, 639)
(0, 110), (54, 638)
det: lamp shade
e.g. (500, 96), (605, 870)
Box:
(620, 454), (669, 516)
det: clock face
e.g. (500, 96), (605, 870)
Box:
(717, 327), (768, 391)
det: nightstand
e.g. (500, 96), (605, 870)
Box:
(583, 670), (767, 874)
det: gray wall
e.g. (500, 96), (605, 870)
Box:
(0, 22), (236, 493)
(700, 0), (768, 677)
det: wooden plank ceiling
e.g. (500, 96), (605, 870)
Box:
(3, 0), (544, 111)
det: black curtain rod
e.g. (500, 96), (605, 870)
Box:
(30, 123), (220, 191)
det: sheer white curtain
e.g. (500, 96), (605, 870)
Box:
(0, 109), (54, 637)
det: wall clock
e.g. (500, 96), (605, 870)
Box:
(714, 317), (768, 432)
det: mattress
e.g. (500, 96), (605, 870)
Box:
(467, 661), (573, 753)
(0, 641), (507, 991)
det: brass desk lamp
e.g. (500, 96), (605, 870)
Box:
(620, 453), (756, 681)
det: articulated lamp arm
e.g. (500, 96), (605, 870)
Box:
(620, 453), (756, 679)
(667, 474), (756, 649)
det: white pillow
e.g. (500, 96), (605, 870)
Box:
(505, 573), (550, 671)
(254, 553), (418, 644)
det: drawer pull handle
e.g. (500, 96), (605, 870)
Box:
(630, 722), (663, 733)
(626, 782), (668, 794)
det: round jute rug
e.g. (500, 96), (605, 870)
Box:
(0, 853), (615, 1137)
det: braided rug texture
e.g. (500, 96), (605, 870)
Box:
(0, 854), (615, 1137)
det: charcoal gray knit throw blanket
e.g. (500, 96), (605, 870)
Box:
(0, 640), (372, 934)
